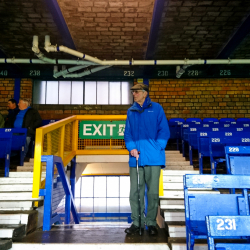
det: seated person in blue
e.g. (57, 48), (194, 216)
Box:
(14, 98), (42, 158)
(5, 98), (19, 128)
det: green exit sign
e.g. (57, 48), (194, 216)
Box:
(79, 121), (126, 139)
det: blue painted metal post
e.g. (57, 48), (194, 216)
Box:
(40, 155), (55, 231)
(65, 189), (71, 224)
(145, 0), (166, 60)
(143, 79), (149, 86)
(54, 157), (80, 224)
(14, 78), (21, 104)
(43, 0), (76, 49)
(65, 157), (76, 224)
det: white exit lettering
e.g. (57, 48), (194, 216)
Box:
(83, 124), (117, 136)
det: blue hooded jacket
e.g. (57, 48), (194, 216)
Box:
(124, 96), (170, 168)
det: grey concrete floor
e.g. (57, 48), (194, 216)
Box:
(17, 224), (168, 244)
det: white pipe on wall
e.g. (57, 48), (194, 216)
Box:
(39, 36), (250, 66)
(53, 65), (89, 78)
(2, 57), (250, 66)
(63, 65), (111, 78)
(0, 58), (96, 65)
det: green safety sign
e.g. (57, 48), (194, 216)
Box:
(79, 121), (126, 139)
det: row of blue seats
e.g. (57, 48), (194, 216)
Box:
(169, 118), (250, 150)
(0, 128), (27, 177)
(170, 120), (250, 173)
(169, 117), (250, 124)
(185, 124), (250, 173)
(0, 120), (58, 177)
(185, 146), (250, 250)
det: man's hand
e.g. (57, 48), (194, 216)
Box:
(130, 149), (139, 159)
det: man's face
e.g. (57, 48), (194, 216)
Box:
(132, 90), (147, 105)
(8, 101), (16, 110)
(18, 100), (28, 110)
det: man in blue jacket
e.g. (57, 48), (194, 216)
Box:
(124, 83), (170, 236)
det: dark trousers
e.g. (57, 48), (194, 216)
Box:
(129, 166), (161, 227)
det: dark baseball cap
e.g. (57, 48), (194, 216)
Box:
(130, 83), (149, 92)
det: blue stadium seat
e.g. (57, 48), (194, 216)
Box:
(209, 132), (250, 174)
(197, 128), (250, 173)
(168, 118), (185, 150)
(182, 122), (202, 157)
(186, 118), (202, 123)
(225, 146), (250, 175)
(184, 174), (250, 250)
(0, 128), (27, 166)
(203, 118), (219, 123)
(0, 133), (12, 177)
(206, 215), (250, 250)
(188, 123), (224, 165)
(219, 118), (235, 123)
(237, 118), (250, 122)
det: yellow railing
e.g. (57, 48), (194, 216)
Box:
(32, 115), (127, 198)
(32, 114), (164, 198)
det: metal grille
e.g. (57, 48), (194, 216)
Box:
(64, 122), (73, 152)
(42, 122), (74, 159)
(55, 175), (131, 222)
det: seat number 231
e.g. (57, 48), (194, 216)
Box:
(216, 218), (236, 231)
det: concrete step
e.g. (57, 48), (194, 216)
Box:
(163, 176), (183, 182)
(9, 172), (46, 178)
(0, 224), (26, 239)
(0, 210), (38, 234)
(0, 192), (43, 201)
(165, 156), (185, 161)
(0, 184), (33, 192)
(160, 190), (219, 199)
(165, 151), (182, 154)
(0, 239), (12, 250)
(163, 170), (199, 175)
(171, 243), (207, 250)
(16, 167), (46, 172)
(166, 154), (185, 158)
(0, 201), (36, 210)
(167, 225), (186, 238)
(164, 211), (185, 222)
(160, 200), (184, 206)
(165, 165), (194, 170)
(11, 243), (170, 250)
(160, 204), (184, 210)
(165, 161), (190, 166)
(0, 178), (33, 184)
(161, 191), (184, 199)
(22, 162), (35, 167)
(163, 183), (184, 190)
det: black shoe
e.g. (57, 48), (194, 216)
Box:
(125, 224), (144, 235)
(148, 225), (158, 235)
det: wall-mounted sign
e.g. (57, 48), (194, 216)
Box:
(79, 121), (126, 139)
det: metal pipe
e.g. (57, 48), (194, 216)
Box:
(53, 65), (89, 78)
(63, 65), (111, 78)
(0, 58), (96, 65)
(2, 58), (250, 66)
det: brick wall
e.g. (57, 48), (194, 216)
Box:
(20, 79), (33, 100)
(1, 78), (250, 120)
(0, 78), (15, 115)
(149, 78), (250, 119)
(0, 78), (33, 116)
